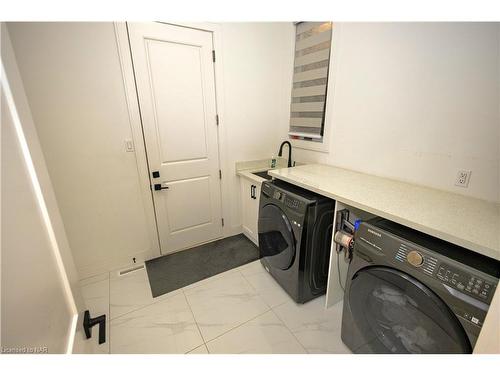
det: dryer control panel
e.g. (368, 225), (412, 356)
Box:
(435, 263), (494, 301)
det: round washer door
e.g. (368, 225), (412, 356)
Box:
(258, 204), (296, 270)
(348, 266), (471, 354)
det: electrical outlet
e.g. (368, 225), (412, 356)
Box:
(455, 170), (471, 188)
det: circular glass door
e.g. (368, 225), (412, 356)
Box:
(258, 204), (295, 270)
(348, 266), (471, 354)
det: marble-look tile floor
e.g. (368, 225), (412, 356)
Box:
(79, 260), (351, 354)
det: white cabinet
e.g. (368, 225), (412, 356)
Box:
(240, 177), (261, 245)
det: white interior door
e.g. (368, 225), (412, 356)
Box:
(128, 22), (223, 255)
(1, 25), (99, 353)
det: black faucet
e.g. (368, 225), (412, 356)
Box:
(278, 141), (293, 168)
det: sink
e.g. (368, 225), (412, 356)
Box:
(252, 170), (273, 180)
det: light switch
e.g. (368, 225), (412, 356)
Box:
(125, 139), (135, 152)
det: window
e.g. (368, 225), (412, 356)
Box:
(289, 22), (333, 143)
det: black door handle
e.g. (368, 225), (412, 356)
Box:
(83, 310), (106, 345)
(250, 185), (255, 199)
(154, 184), (169, 191)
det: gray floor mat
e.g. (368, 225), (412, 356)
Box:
(145, 234), (259, 298)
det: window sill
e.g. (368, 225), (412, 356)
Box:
(290, 137), (330, 153)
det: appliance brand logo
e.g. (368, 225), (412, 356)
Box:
(367, 229), (382, 238)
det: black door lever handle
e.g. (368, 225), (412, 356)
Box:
(83, 310), (106, 345)
(154, 184), (169, 191)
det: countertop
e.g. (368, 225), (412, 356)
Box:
(237, 168), (271, 184)
(236, 157), (287, 184)
(268, 164), (500, 261)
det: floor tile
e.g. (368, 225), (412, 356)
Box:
(187, 344), (209, 354)
(242, 268), (292, 308)
(109, 265), (180, 319)
(80, 272), (109, 287)
(110, 293), (203, 354)
(182, 266), (240, 292)
(237, 260), (265, 277)
(273, 297), (351, 354)
(207, 310), (306, 354)
(184, 271), (269, 342)
(80, 277), (110, 354)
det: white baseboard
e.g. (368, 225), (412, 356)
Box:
(77, 248), (156, 280)
(78, 226), (246, 280)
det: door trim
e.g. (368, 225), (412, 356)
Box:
(114, 23), (162, 259)
(114, 22), (236, 258)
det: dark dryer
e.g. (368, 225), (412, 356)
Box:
(341, 217), (500, 354)
(258, 180), (335, 303)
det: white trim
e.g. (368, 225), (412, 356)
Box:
(158, 22), (220, 33)
(114, 22), (162, 260)
(289, 23), (342, 154)
(288, 131), (323, 139)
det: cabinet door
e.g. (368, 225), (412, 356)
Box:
(240, 178), (259, 244)
(248, 183), (261, 242)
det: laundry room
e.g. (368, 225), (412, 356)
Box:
(1, 1), (499, 373)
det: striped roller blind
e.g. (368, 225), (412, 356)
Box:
(289, 22), (332, 140)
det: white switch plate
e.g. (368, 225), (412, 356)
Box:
(455, 170), (471, 188)
(125, 139), (135, 152)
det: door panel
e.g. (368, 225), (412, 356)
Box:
(147, 39), (208, 162)
(165, 177), (211, 232)
(128, 22), (222, 254)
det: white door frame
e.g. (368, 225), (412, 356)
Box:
(114, 22), (237, 258)
(114, 23), (162, 259)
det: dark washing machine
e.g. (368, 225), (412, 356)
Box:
(258, 180), (335, 303)
(341, 217), (500, 354)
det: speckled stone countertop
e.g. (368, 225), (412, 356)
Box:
(236, 158), (288, 185)
(269, 164), (500, 261)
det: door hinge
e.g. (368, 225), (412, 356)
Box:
(212, 50), (216, 62)
(215, 114), (219, 126)
(219, 169), (222, 179)
(221, 218), (224, 227)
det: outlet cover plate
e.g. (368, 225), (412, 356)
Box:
(455, 170), (471, 188)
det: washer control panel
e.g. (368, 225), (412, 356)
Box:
(395, 243), (438, 277)
(284, 196), (300, 209)
(272, 190), (303, 211)
(273, 190), (283, 201)
(436, 263), (495, 302)
(394, 244), (496, 304)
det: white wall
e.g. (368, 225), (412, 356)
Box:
(285, 23), (500, 202)
(219, 22), (294, 233)
(7, 22), (294, 277)
(8, 22), (158, 278)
